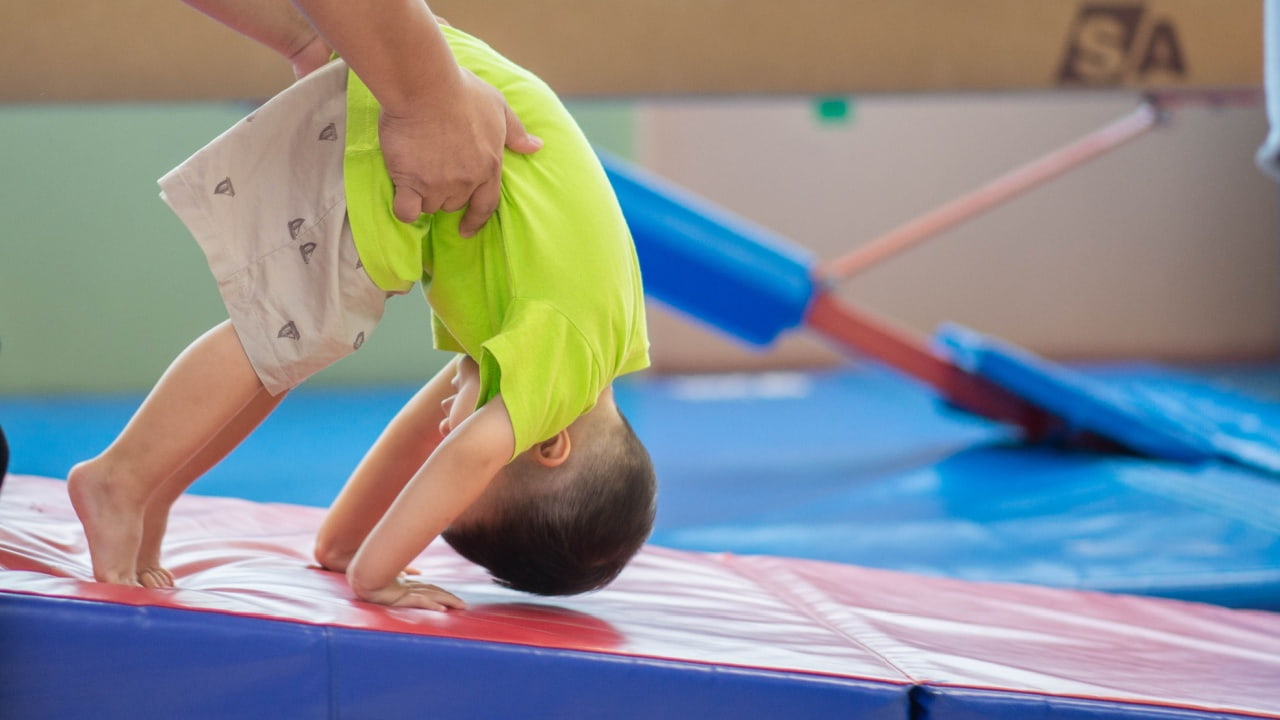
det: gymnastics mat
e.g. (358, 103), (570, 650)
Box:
(937, 325), (1280, 473)
(3, 475), (1279, 719)
(636, 366), (1280, 612)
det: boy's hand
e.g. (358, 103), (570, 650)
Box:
(379, 68), (542, 237)
(353, 575), (467, 611)
(343, 395), (513, 614)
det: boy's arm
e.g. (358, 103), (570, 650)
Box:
(346, 396), (515, 610)
(313, 357), (459, 573)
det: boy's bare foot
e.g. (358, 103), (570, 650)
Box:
(136, 502), (176, 588)
(67, 461), (147, 587)
(138, 565), (176, 588)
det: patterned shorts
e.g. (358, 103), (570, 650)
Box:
(158, 60), (391, 395)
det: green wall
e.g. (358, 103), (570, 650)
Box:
(0, 100), (634, 395)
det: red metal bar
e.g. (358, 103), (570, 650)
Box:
(817, 101), (1161, 283)
(804, 292), (1058, 438)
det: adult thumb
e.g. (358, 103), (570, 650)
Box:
(504, 106), (543, 154)
(392, 184), (424, 223)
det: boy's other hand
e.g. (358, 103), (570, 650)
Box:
(380, 69), (542, 237)
(354, 575), (467, 611)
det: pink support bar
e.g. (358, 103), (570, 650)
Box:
(817, 101), (1161, 282)
(805, 291), (1056, 438)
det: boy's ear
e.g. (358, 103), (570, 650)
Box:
(534, 430), (571, 467)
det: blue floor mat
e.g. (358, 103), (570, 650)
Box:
(3, 362), (1278, 609)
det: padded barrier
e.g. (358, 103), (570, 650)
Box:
(2, 475), (1279, 719)
(601, 152), (815, 347)
(915, 687), (1277, 720)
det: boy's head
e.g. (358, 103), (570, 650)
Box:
(442, 394), (656, 596)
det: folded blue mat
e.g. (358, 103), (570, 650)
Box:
(936, 324), (1280, 475)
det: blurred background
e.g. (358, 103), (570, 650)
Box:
(1, 0), (1274, 396)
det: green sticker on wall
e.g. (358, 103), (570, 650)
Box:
(813, 96), (855, 126)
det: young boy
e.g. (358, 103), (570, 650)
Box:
(68, 17), (654, 610)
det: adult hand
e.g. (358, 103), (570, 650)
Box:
(379, 68), (543, 236)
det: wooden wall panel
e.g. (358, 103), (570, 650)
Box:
(1, 0), (1262, 103)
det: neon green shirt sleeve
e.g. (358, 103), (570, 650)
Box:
(477, 299), (604, 453)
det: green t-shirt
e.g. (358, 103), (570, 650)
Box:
(343, 26), (650, 458)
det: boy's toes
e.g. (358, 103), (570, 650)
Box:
(97, 571), (143, 587)
(138, 567), (176, 588)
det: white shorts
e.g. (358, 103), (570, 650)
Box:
(158, 60), (391, 395)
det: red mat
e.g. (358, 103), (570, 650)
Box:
(3, 474), (1279, 718)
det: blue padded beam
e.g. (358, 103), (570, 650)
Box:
(915, 686), (1266, 720)
(328, 626), (904, 720)
(0, 593), (903, 720)
(601, 152), (815, 347)
(937, 324), (1280, 474)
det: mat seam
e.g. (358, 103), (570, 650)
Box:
(325, 625), (339, 720)
(722, 554), (918, 686)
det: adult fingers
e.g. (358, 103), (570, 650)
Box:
(503, 104), (543, 155)
(393, 184), (425, 223)
(458, 178), (501, 238)
(394, 183), (477, 227)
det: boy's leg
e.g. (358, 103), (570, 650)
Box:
(69, 320), (266, 585)
(135, 385), (287, 588)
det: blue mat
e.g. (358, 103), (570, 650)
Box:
(633, 365), (1280, 610)
(0, 593), (902, 720)
(937, 325), (1280, 474)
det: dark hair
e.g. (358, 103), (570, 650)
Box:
(442, 414), (656, 596)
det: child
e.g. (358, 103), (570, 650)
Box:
(68, 19), (654, 610)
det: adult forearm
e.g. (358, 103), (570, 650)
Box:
(290, 0), (462, 116)
(181, 0), (318, 60)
